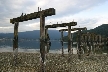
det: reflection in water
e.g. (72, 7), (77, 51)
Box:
(0, 40), (68, 50)
(0, 40), (108, 53)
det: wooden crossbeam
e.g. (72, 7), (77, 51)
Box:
(59, 27), (86, 34)
(45, 22), (77, 28)
(74, 27), (87, 30)
(10, 8), (55, 24)
(59, 28), (77, 32)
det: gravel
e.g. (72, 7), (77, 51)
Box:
(0, 52), (108, 72)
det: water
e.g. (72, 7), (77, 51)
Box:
(0, 39), (75, 53)
(0, 39), (79, 54)
(0, 40), (68, 49)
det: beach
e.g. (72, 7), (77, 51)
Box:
(0, 52), (108, 72)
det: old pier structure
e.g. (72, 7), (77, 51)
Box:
(9, 7), (108, 72)
(10, 7), (55, 72)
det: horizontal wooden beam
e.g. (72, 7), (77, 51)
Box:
(74, 27), (87, 30)
(45, 24), (64, 28)
(59, 27), (87, 32)
(10, 8), (55, 24)
(59, 28), (76, 32)
(45, 22), (77, 28)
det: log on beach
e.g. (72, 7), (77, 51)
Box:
(0, 52), (108, 72)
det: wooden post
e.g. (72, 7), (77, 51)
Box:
(93, 34), (96, 54)
(102, 37), (105, 52)
(97, 35), (99, 53)
(90, 33), (94, 54)
(60, 31), (64, 56)
(10, 8), (55, 72)
(68, 26), (71, 53)
(71, 33), (73, 54)
(97, 35), (102, 53)
(84, 35), (86, 54)
(46, 22), (77, 56)
(85, 34), (88, 54)
(13, 22), (19, 66)
(95, 35), (98, 54)
(77, 30), (82, 59)
(99, 35), (102, 53)
(59, 28), (77, 57)
(45, 28), (49, 53)
(85, 35), (87, 54)
(86, 32), (90, 56)
(68, 25), (71, 62)
(81, 34), (84, 53)
(104, 38), (108, 52)
(40, 13), (46, 72)
(94, 35), (97, 54)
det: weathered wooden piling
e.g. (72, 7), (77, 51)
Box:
(13, 22), (19, 66)
(102, 37), (107, 52)
(81, 32), (105, 55)
(82, 33), (96, 55)
(75, 27), (87, 59)
(10, 7), (56, 72)
(59, 27), (86, 60)
(86, 32), (91, 56)
(81, 33), (87, 54)
(40, 12), (46, 72)
(60, 30), (64, 56)
(71, 32), (74, 53)
(46, 22), (77, 64)
(96, 35), (103, 54)
(59, 28), (76, 56)
(90, 33), (96, 54)
(46, 22), (77, 51)
(45, 28), (50, 53)
(68, 25), (72, 60)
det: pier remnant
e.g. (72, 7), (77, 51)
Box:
(46, 22), (77, 57)
(13, 22), (19, 66)
(75, 27), (87, 59)
(59, 28), (77, 56)
(10, 7), (55, 72)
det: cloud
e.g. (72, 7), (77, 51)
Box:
(55, 15), (108, 31)
(0, 0), (108, 33)
(0, 26), (13, 33)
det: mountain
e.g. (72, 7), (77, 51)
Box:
(63, 24), (108, 41)
(86, 24), (108, 37)
(1, 24), (108, 40)
(0, 30), (68, 40)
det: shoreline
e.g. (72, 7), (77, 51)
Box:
(0, 47), (78, 54)
(0, 52), (108, 72)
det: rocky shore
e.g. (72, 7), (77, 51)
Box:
(0, 52), (108, 72)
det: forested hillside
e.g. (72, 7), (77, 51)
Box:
(63, 24), (108, 42)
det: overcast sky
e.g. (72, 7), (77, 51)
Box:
(0, 0), (108, 33)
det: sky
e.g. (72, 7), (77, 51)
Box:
(0, 0), (108, 33)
